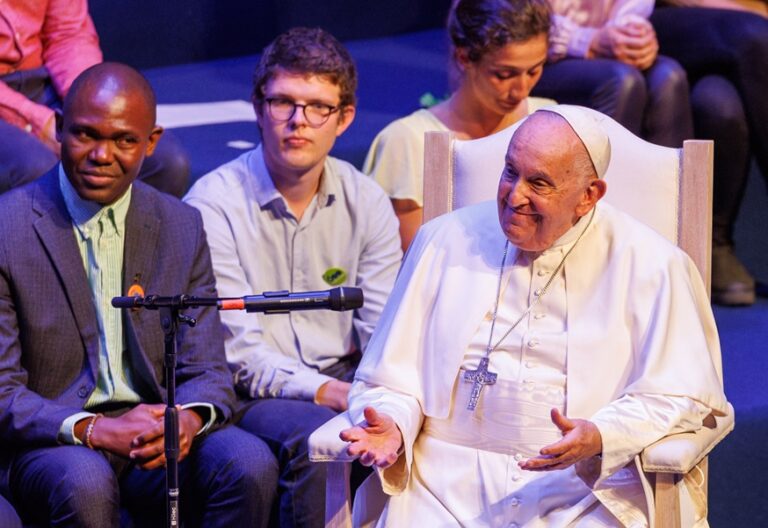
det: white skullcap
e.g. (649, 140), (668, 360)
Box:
(536, 104), (612, 179)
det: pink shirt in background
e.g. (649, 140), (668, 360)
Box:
(0, 0), (101, 135)
(547, 0), (653, 61)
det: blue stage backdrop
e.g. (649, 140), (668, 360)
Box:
(90, 0), (452, 69)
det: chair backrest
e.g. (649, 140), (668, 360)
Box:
(422, 108), (714, 291)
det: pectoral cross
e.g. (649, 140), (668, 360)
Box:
(463, 356), (497, 410)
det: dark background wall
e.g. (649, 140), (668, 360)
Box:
(90, 0), (452, 69)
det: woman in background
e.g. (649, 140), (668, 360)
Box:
(364, 0), (552, 252)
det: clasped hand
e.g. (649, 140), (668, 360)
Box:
(589, 16), (659, 70)
(339, 407), (403, 469)
(88, 403), (203, 470)
(519, 408), (602, 471)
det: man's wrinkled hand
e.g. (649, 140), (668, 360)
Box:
(519, 408), (602, 471)
(339, 407), (403, 469)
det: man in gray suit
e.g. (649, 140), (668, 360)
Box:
(0, 62), (278, 527)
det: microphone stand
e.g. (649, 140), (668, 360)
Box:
(112, 288), (363, 527)
(143, 295), (199, 528)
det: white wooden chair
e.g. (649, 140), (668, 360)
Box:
(309, 107), (735, 528)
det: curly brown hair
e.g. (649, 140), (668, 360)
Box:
(448, 0), (552, 63)
(252, 27), (358, 108)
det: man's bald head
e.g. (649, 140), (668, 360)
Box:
(497, 106), (607, 252)
(64, 62), (157, 125)
(515, 111), (597, 184)
(57, 62), (163, 205)
(529, 105), (612, 180)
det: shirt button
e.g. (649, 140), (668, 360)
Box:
(537, 269), (547, 276)
(509, 523), (519, 528)
(514, 453), (524, 461)
(510, 497), (521, 507)
(534, 288), (543, 297)
(534, 313), (546, 320)
(525, 361), (534, 369)
(511, 473), (522, 481)
(77, 385), (89, 398)
(527, 339), (538, 348)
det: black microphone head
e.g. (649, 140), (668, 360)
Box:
(111, 296), (142, 309)
(328, 287), (364, 311)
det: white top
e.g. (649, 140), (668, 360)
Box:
(364, 99), (554, 207)
(349, 200), (728, 525)
(184, 146), (402, 401)
(363, 109), (449, 207)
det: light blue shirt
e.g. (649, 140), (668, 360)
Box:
(185, 146), (402, 401)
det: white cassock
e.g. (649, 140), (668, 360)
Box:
(349, 200), (730, 528)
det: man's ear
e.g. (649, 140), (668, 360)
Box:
(54, 109), (64, 142)
(577, 178), (607, 217)
(252, 96), (264, 130)
(145, 126), (164, 156)
(252, 94), (262, 118)
(335, 105), (356, 137)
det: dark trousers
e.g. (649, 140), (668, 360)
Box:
(531, 55), (693, 147)
(651, 6), (768, 246)
(237, 356), (361, 528)
(0, 67), (190, 197)
(7, 425), (278, 528)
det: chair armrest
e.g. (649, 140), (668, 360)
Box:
(641, 403), (735, 474)
(309, 412), (359, 463)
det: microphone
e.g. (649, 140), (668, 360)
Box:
(218, 287), (364, 313)
(112, 287), (364, 314)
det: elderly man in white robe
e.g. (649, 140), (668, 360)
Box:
(340, 106), (730, 527)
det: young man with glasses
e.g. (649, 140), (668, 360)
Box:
(184, 27), (401, 527)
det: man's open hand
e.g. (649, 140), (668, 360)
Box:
(339, 407), (403, 469)
(519, 408), (602, 471)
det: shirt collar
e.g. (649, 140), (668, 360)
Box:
(58, 164), (132, 238)
(249, 145), (338, 210)
(517, 207), (595, 264)
(316, 162), (338, 209)
(548, 208), (593, 250)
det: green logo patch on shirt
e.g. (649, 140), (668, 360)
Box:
(322, 267), (347, 286)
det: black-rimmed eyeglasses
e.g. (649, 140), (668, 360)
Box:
(264, 98), (340, 127)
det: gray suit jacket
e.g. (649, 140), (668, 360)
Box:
(0, 169), (235, 459)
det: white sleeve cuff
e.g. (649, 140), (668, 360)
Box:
(181, 403), (218, 436)
(286, 369), (335, 402)
(58, 411), (97, 445)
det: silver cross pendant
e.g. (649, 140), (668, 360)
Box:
(463, 357), (497, 410)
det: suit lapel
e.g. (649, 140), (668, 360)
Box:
(122, 184), (164, 398)
(123, 184), (161, 297)
(31, 170), (101, 381)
